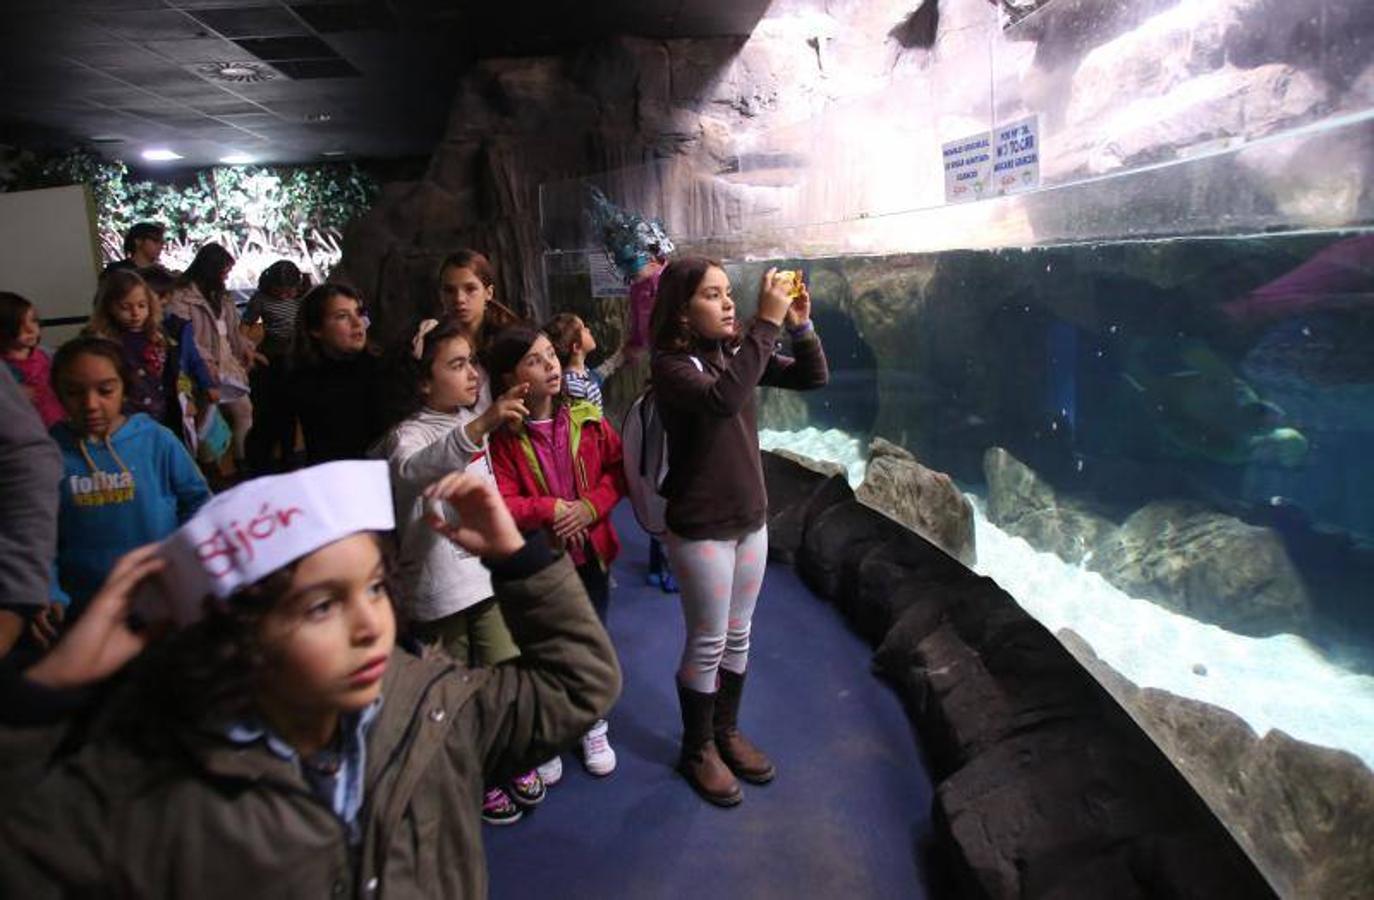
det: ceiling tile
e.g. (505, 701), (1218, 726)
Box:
(83, 9), (211, 41)
(215, 112), (283, 128)
(62, 43), (163, 68)
(188, 97), (269, 116)
(141, 37), (259, 64)
(188, 7), (310, 38)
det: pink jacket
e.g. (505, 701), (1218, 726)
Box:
(6, 348), (64, 428)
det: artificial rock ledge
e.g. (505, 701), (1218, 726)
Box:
(762, 449), (1276, 899)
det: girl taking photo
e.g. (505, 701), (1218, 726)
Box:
(649, 259), (827, 806)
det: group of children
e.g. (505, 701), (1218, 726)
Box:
(0, 237), (828, 894)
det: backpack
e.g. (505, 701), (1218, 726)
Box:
(621, 356), (701, 536)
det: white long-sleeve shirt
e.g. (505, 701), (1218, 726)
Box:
(375, 402), (495, 621)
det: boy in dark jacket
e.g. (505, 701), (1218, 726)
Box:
(0, 461), (621, 898)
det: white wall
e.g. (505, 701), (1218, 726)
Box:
(0, 184), (102, 347)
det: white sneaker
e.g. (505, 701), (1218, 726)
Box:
(536, 755), (563, 786)
(580, 719), (616, 776)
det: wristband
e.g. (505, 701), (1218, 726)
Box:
(786, 320), (815, 339)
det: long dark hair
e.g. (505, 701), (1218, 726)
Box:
(437, 250), (521, 353)
(378, 315), (472, 434)
(650, 256), (738, 355)
(482, 324), (545, 394)
(291, 282), (375, 368)
(0, 291), (34, 347)
(178, 242), (235, 315)
(257, 260), (303, 295)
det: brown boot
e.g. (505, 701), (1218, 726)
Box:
(713, 669), (775, 784)
(676, 683), (742, 807)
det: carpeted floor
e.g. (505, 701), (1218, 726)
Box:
(486, 505), (935, 899)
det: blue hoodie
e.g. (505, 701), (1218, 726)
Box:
(52, 413), (211, 611)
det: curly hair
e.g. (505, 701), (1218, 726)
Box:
(142, 532), (406, 725)
(88, 269), (166, 347)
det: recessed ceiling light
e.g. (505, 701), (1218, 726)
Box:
(320, 149), (347, 157)
(142, 148), (183, 162)
(89, 135), (125, 144)
(197, 61), (276, 83)
(220, 153), (254, 165)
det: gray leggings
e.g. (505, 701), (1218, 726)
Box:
(666, 525), (768, 693)
(220, 396), (253, 462)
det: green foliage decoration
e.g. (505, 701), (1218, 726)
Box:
(0, 147), (378, 286)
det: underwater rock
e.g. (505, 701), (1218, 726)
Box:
(756, 386), (811, 431)
(983, 447), (1117, 565)
(1089, 500), (1312, 638)
(767, 446), (847, 481)
(856, 437), (976, 566)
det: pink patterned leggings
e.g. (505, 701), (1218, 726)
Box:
(665, 525), (769, 693)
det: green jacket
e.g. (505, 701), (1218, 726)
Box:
(0, 552), (621, 899)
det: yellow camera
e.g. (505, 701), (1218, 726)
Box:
(776, 269), (805, 300)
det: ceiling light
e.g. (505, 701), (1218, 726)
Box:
(197, 61), (277, 83)
(88, 135), (125, 144)
(320, 149), (347, 157)
(142, 148), (183, 162)
(219, 153), (254, 165)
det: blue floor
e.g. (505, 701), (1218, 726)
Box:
(486, 505), (935, 899)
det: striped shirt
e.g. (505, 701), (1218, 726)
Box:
(563, 369), (603, 409)
(243, 290), (300, 348)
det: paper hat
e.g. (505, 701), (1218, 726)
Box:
(149, 461), (396, 625)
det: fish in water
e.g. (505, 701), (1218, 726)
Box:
(1120, 337), (1308, 467)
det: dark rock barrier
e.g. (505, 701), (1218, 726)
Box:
(763, 450), (1276, 899)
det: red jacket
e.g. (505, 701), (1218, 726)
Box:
(489, 399), (626, 568)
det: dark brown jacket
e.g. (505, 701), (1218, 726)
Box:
(653, 318), (828, 540)
(0, 549), (620, 899)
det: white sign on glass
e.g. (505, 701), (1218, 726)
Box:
(992, 114), (1040, 196)
(942, 132), (993, 204)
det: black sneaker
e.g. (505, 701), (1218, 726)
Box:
(481, 786), (523, 825)
(507, 769), (546, 808)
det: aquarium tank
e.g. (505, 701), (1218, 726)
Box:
(539, 0), (1374, 894)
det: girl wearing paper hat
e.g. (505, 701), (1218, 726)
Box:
(0, 461), (621, 898)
